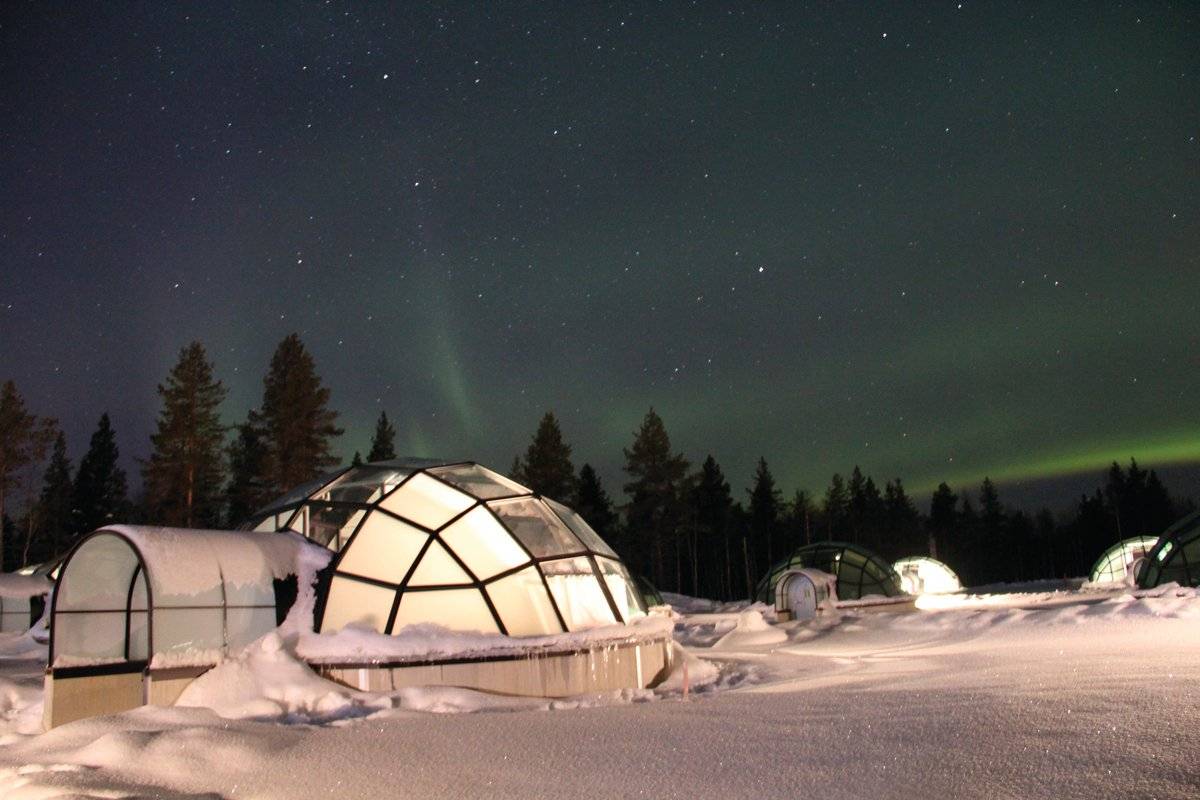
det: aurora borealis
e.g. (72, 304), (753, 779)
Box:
(2, 3), (1198, 507)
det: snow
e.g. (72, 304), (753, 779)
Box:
(0, 573), (51, 599)
(711, 609), (788, 649)
(297, 614), (673, 664)
(1, 584), (1199, 798)
(102, 525), (329, 595)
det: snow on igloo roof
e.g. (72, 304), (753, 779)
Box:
(246, 459), (646, 638)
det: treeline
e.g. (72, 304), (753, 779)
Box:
(0, 336), (349, 569)
(510, 411), (1193, 598)
(1, 339), (1193, 594)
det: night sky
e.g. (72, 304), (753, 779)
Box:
(2, 3), (1198, 509)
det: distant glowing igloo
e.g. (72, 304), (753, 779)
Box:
(893, 556), (962, 595)
(245, 459), (646, 637)
(1088, 535), (1158, 586)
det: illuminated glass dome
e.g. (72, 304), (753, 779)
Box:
(1137, 512), (1200, 589)
(756, 542), (904, 603)
(893, 556), (962, 594)
(1089, 535), (1158, 586)
(244, 459), (645, 637)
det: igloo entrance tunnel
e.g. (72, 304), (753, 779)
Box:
(45, 460), (673, 727)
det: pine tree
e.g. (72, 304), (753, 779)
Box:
(73, 413), (130, 535)
(225, 420), (270, 527)
(623, 408), (689, 589)
(254, 334), (343, 495)
(33, 432), (73, 562)
(785, 489), (816, 550)
(141, 342), (228, 528)
(747, 457), (782, 571)
(508, 455), (526, 484)
(823, 473), (849, 540)
(927, 482), (957, 559)
(521, 412), (576, 502)
(690, 455), (734, 599)
(882, 478), (920, 561)
(366, 412), (397, 462)
(574, 464), (616, 539)
(0, 381), (46, 567)
(350, 451), (363, 467)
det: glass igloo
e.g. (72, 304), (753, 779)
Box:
(243, 459), (645, 637)
(1137, 511), (1200, 589)
(1088, 535), (1158, 586)
(755, 542), (904, 603)
(893, 556), (962, 594)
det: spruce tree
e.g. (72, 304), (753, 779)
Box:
(927, 482), (957, 559)
(521, 412), (576, 502)
(882, 478), (920, 560)
(574, 463), (617, 539)
(0, 381), (44, 566)
(823, 473), (849, 540)
(366, 411), (397, 462)
(225, 420), (270, 526)
(623, 408), (689, 589)
(34, 431), (73, 561)
(690, 455), (734, 599)
(73, 413), (130, 534)
(254, 334), (343, 495)
(786, 489), (816, 550)
(141, 342), (228, 528)
(350, 451), (363, 467)
(508, 456), (526, 484)
(747, 457), (782, 570)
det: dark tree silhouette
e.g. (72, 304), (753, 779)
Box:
(521, 412), (576, 502)
(141, 342), (228, 528)
(367, 412), (397, 462)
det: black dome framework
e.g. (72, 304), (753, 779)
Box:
(244, 459), (645, 637)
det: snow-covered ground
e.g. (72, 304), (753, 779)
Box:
(1, 584), (1198, 799)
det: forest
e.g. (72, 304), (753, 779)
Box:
(0, 335), (1192, 598)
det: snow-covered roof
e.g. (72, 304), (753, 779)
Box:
(50, 526), (329, 669)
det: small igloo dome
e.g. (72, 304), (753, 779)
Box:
(244, 459), (646, 637)
(756, 541), (904, 603)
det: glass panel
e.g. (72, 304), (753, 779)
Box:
(129, 569), (148, 612)
(56, 534), (140, 610)
(393, 589), (499, 635)
(838, 565), (866, 599)
(596, 557), (647, 621)
(380, 472), (475, 530)
(315, 466), (411, 505)
(226, 606), (279, 650)
(544, 498), (618, 557)
(255, 470), (345, 515)
(128, 610), (149, 661)
(440, 506), (530, 580)
(53, 611), (126, 663)
(155, 608), (225, 654)
(296, 503), (367, 549)
(337, 513), (428, 585)
(486, 567), (561, 635)
(320, 576), (396, 633)
(541, 557), (616, 630)
(407, 540), (473, 587)
(427, 463), (530, 500)
(491, 498), (585, 558)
